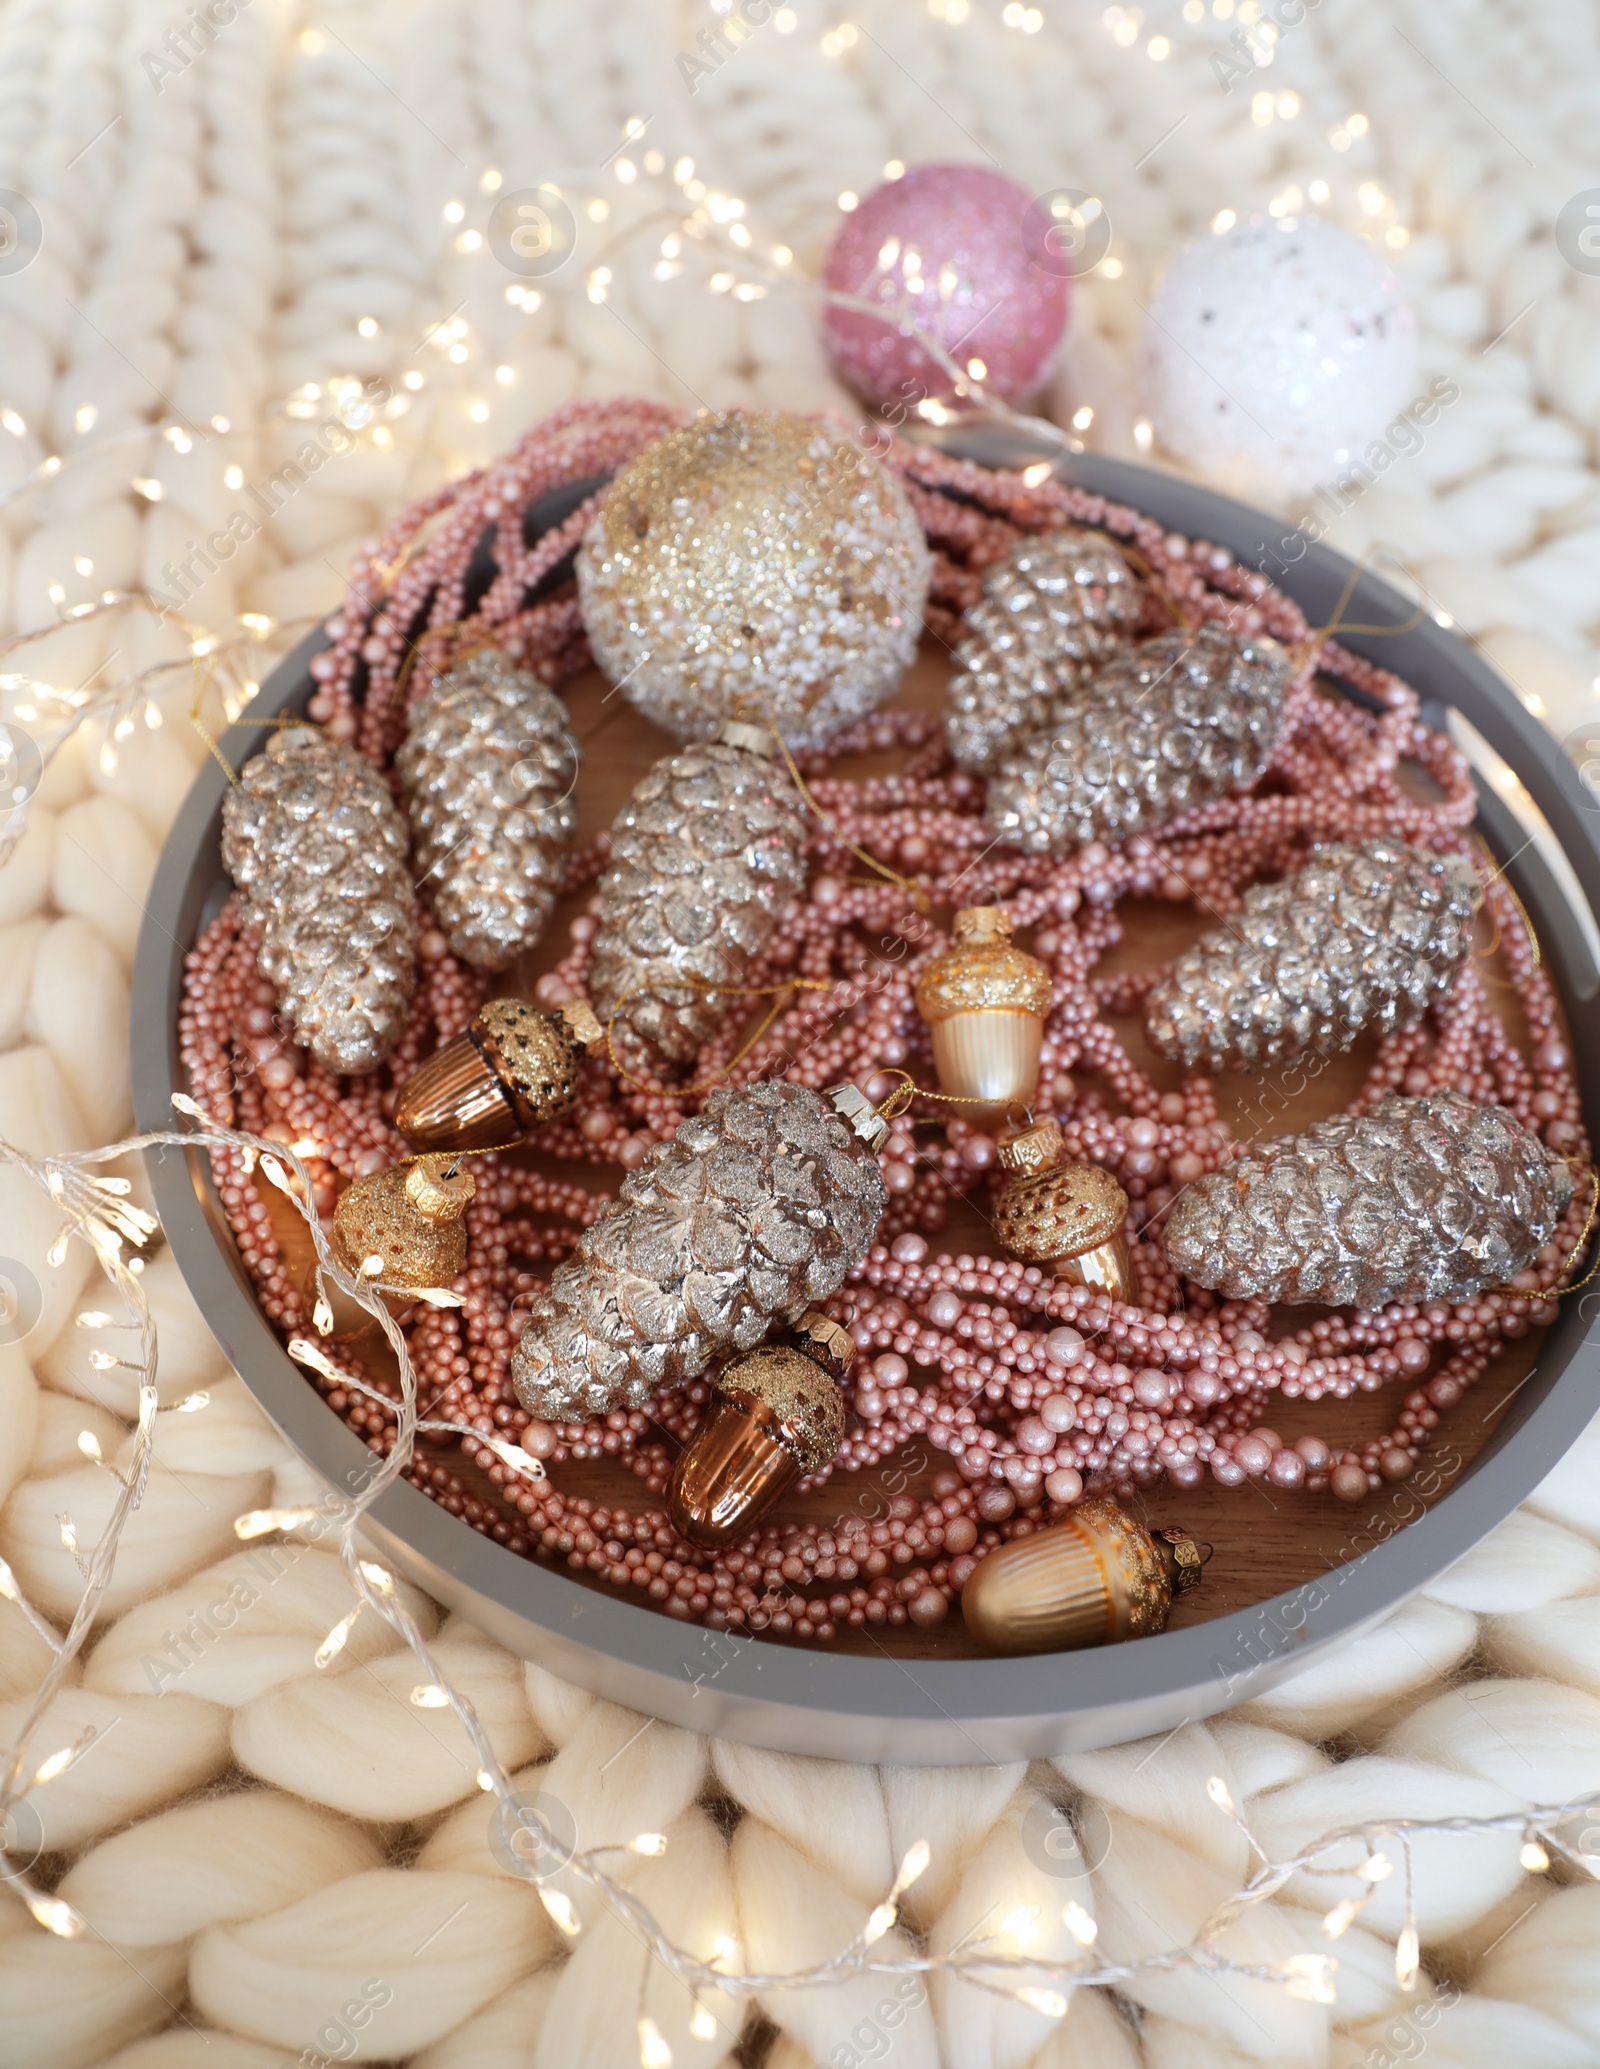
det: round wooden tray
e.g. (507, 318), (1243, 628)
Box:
(131, 446), (1600, 1761)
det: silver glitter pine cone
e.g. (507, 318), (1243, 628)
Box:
(587, 723), (808, 1072)
(576, 409), (931, 749)
(985, 625), (1293, 854)
(1162, 1090), (1574, 1307)
(221, 725), (416, 1074)
(395, 649), (578, 972)
(510, 1080), (889, 1422)
(1146, 837), (1483, 1075)
(946, 526), (1145, 771)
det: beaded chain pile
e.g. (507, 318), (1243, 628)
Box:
(177, 398), (1590, 1648)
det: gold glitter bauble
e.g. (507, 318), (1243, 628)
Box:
(576, 410), (932, 749)
(330, 1154), (475, 1291)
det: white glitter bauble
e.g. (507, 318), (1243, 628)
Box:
(576, 410), (931, 750)
(1141, 216), (1416, 502)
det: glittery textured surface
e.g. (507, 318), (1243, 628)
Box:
(1145, 837), (1483, 1074)
(396, 650), (577, 972)
(1142, 215), (1417, 501)
(510, 1081), (889, 1422)
(330, 1154), (474, 1291)
(915, 910), (1052, 1022)
(721, 1345), (846, 1474)
(1163, 1091), (1575, 1307)
(221, 727), (416, 1075)
(476, 999), (586, 1125)
(993, 1159), (1129, 1263)
(985, 626), (1292, 854)
(588, 737), (808, 1070)
(576, 411), (930, 749)
(946, 527), (1146, 770)
(821, 164), (1070, 409)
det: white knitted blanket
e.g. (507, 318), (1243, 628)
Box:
(4, 3), (1600, 2065)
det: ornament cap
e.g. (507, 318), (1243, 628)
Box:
(998, 1119), (1065, 1175)
(403, 1156), (476, 1223)
(829, 1082), (890, 1151)
(557, 999), (606, 1052)
(790, 1307), (857, 1382)
(953, 904), (1011, 943)
(715, 717), (779, 760)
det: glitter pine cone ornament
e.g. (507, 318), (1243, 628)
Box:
(1145, 836), (1483, 1076)
(220, 725), (417, 1075)
(511, 1081), (889, 1423)
(587, 721), (808, 1073)
(575, 410), (931, 749)
(915, 906), (1052, 1120)
(945, 527), (1146, 772)
(329, 1154), (475, 1293)
(985, 625), (1294, 855)
(395, 998), (605, 1153)
(962, 1499), (1205, 1655)
(668, 1309), (854, 1548)
(394, 649), (578, 972)
(1163, 1090), (1575, 1308)
(991, 1120), (1136, 1301)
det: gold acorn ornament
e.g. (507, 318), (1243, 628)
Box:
(961, 1498), (1205, 1655)
(329, 1154), (476, 1294)
(395, 998), (605, 1154)
(991, 1120), (1137, 1301)
(668, 1310), (854, 1547)
(914, 907), (1052, 1121)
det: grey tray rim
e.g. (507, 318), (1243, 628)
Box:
(131, 443), (1600, 1763)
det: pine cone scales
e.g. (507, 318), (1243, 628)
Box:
(395, 651), (577, 972)
(985, 625), (1293, 854)
(588, 732), (808, 1069)
(511, 1081), (889, 1421)
(1163, 1091), (1574, 1307)
(1146, 838), (1483, 1074)
(946, 527), (1145, 771)
(221, 726), (416, 1074)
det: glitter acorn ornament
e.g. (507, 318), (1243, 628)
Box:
(576, 410), (930, 749)
(329, 1154), (475, 1294)
(220, 725), (417, 1075)
(587, 720), (808, 1073)
(962, 1499), (1205, 1655)
(511, 1081), (889, 1423)
(1145, 837), (1483, 1076)
(395, 998), (605, 1153)
(945, 527), (1146, 772)
(1164, 1090), (1576, 1307)
(991, 1120), (1136, 1301)
(915, 907), (1053, 1120)
(985, 625), (1293, 855)
(821, 163), (1071, 409)
(1142, 215), (1416, 502)
(395, 648), (578, 972)
(668, 1310), (854, 1547)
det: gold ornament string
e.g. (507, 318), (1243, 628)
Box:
(764, 721), (932, 913)
(867, 1065), (1006, 1123)
(1286, 541), (1432, 679)
(393, 615), (500, 708)
(1508, 1163), (1600, 1302)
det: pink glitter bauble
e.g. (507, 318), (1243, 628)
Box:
(822, 163), (1070, 411)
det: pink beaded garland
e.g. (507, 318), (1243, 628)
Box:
(178, 396), (1591, 1651)
(821, 164), (1069, 409)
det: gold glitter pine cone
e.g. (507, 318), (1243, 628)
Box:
(961, 1498), (1204, 1654)
(575, 409), (932, 750)
(1145, 836), (1483, 1076)
(510, 1081), (889, 1423)
(915, 907), (1053, 1118)
(1162, 1090), (1575, 1307)
(395, 649), (578, 972)
(395, 998), (602, 1153)
(984, 624), (1293, 855)
(946, 526), (1146, 771)
(220, 725), (417, 1075)
(330, 1154), (476, 1292)
(587, 722), (808, 1072)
